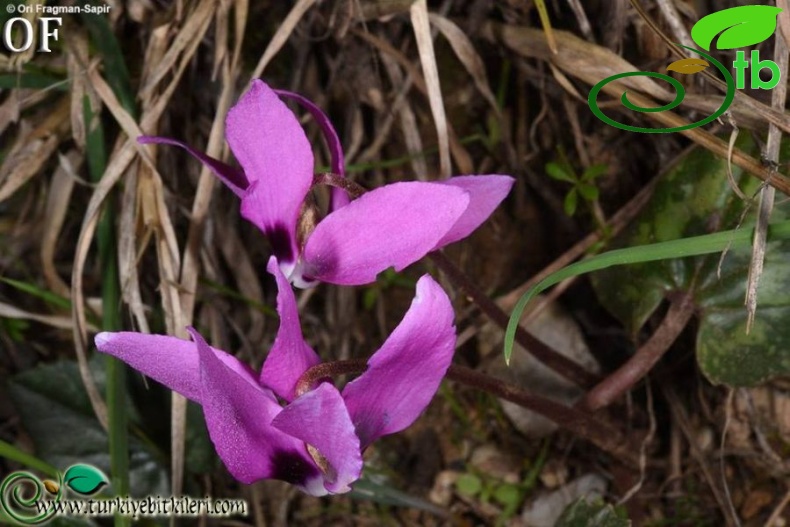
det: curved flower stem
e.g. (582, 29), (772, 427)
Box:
(296, 359), (639, 466)
(445, 365), (638, 466)
(578, 292), (696, 411)
(311, 173), (599, 389)
(428, 252), (601, 389)
(294, 360), (368, 397)
(313, 173), (365, 199)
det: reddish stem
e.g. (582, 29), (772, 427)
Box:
(295, 359), (639, 466)
(578, 292), (696, 411)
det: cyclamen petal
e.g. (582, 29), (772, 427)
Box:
(272, 383), (363, 494)
(342, 275), (457, 448)
(190, 328), (319, 486)
(260, 256), (321, 402)
(137, 136), (249, 197)
(434, 175), (516, 248)
(94, 331), (255, 404)
(274, 89), (350, 211)
(302, 182), (470, 285)
(227, 80), (314, 265)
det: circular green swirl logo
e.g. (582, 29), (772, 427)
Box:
(587, 46), (735, 134)
(0, 471), (62, 525)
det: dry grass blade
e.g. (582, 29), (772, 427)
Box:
(0, 98), (69, 203)
(217, 219), (267, 342)
(250, 0), (316, 80)
(169, 5), (246, 499)
(534, 0), (557, 54)
(725, 126), (749, 201)
(351, 28), (473, 173)
(0, 302), (97, 331)
(566, 0), (594, 41)
(410, 0), (451, 178)
(179, 63), (237, 333)
(66, 33), (98, 150)
(779, 0), (790, 53)
(40, 152), (81, 298)
(116, 160), (150, 334)
(88, 70), (159, 174)
(745, 30), (788, 331)
(139, 0), (216, 100)
(428, 13), (500, 115)
(654, 0), (694, 48)
(380, 52), (428, 180)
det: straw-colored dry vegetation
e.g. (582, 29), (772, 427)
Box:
(1, 1), (789, 525)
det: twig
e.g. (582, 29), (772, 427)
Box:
(746, 23), (789, 331)
(763, 486), (790, 527)
(296, 359), (639, 466)
(579, 292), (696, 411)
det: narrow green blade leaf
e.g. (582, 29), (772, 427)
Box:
(503, 220), (790, 364)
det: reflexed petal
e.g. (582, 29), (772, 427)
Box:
(137, 136), (248, 197)
(433, 175), (515, 248)
(94, 331), (255, 404)
(260, 257), (321, 402)
(273, 382), (363, 494)
(342, 275), (456, 448)
(274, 89), (350, 211)
(229, 80), (314, 264)
(189, 328), (320, 486)
(302, 182), (469, 285)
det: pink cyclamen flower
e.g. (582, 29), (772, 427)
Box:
(94, 257), (456, 496)
(139, 80), (514, 287)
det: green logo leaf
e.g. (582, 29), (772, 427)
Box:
(63, 464), (108, 496)
(691, 5), (782, 51)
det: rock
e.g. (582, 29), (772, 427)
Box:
(521, 473), (608, 527)
(480, 298), (599, 438)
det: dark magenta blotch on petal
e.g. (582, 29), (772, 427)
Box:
(267, 223), (297, 266)
(270, 449), (322, 487)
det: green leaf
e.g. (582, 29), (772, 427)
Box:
(0, 277), (72, 311)
(582, 163), (608, 182)
(348, 477), (447, 515)
(546, 162), (577, 183)
(592, 135), (790, 386)
(456, 473), (483, 496)
(0, 439), (58, 477)
(577, 183), (599, 202)
(691, 5), (782, 51)
(564, 189), (578, 216)
(0, 72), (67, 91)
(63, 464), (108, 495)
(502, 218), (790, 364)
(592, 137), (757, 334)
(555, 498), (630, 527)
(493, 483), (521, 507)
